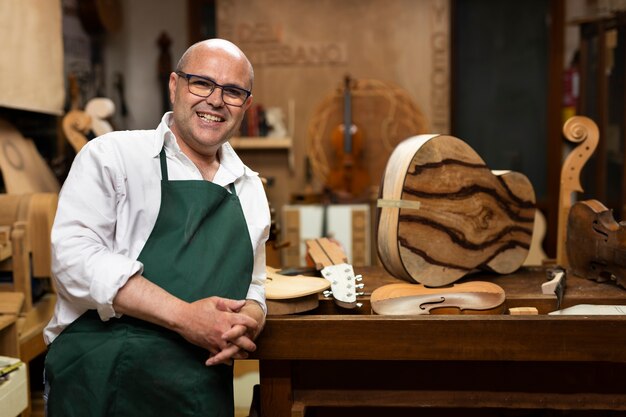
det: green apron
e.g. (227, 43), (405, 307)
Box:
(45, 149), (254, 417)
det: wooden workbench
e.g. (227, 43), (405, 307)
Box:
(252, 266), (626, 416)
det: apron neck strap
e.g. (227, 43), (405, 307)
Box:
(159, 146), (237, 195)
(159, 148), (169, 181)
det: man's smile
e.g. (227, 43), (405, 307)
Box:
(197, 112), (224, 123)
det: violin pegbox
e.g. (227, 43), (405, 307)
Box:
(321, 263), (364, 309)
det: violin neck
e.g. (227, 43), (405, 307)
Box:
(343, 76), (353, 154)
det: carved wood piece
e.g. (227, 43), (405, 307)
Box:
(377, 134), (536, 287)
(305, 237), (348, 270)
(523, 209), (548, 266)
(265, 267), (330, 315)
(0, 193), (58, 279)
(0, 119), (60, 194)
(62, 110), (92, 153)
(370, 281), (506, 315)
(265, 266), (330, 300)
(266, 294), (320, 316)
(85, 97), (115, 137)
(556, 116), (599, 268)
(567, 199), (626, 289)
(508, 307), (539, 315)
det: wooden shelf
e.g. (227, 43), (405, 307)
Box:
(229, 137), (292, 150)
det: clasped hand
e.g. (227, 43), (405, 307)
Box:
(178, 296), (260, 366)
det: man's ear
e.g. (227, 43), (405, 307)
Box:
(242, 95), (254, 112)
(168, 72), (178, 105)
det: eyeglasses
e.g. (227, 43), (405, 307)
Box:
(175, 71), (251, 107)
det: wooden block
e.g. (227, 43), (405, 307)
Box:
(266, 295), (320, 315)
(0, 240), (11, 263)
(0, 293), (24, 315)
(509, 307), (539, 315)
(0, 225), (10, 245)
(27, 193), (58, 278)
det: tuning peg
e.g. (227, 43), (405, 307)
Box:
(356, 302), (363, 308)
(355, 283), (364, 289)
(357, 291), (365, 296)
(323, 290), (333, 297)
(355, 275), (363, 282)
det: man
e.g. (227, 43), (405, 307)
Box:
(44, 39), (270, 417)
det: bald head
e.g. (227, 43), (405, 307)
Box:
(176, 39), (254, 89)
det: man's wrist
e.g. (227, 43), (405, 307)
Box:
(245, 298), (266, 316)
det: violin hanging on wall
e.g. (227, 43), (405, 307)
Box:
(325, 75), (370, 200)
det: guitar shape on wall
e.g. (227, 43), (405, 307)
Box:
(325, 75), (370, 201)
(305, 237), (364, 309)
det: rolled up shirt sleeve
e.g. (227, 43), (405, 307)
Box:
(51, 138), (145, 321)
(239, 175), (271, 316)
(246, 224), (269, 316)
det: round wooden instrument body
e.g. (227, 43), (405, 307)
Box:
(377, 135), (536, 287)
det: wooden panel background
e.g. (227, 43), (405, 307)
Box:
(0, 0), (64, 115)
(216, 0), (450, 209)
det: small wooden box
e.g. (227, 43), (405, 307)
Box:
(281, 204), (370, 267)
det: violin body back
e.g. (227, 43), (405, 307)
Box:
(567, 199), (626, 288)
(370, 282), (506, 315)
(377, 134), (536, 286)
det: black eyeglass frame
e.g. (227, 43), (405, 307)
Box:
(175, 71), (252, 107)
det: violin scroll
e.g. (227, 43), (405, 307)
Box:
(561, 116), (599, 193)
(556, 116), (600, 268)
(62, 110), (92, 153)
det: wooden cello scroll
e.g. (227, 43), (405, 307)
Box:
(567, 199), (626, 289)
(556, 116), (599, 268)
(62, 98), (116, 153)
(62, 110), (91, 153)
(370, 281), (505, 315)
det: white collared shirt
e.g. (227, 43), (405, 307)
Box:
(44, 112), (270, 344)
